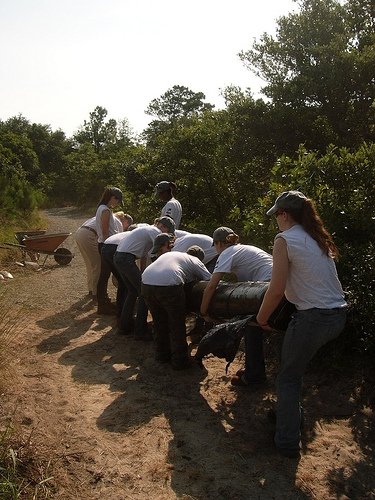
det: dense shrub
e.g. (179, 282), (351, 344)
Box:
(248, 142), (375, 355)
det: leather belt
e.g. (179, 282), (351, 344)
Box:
(82, 226), (97, 236)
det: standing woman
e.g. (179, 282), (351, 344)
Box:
(200, 227), (273, 386)
(256, 191), (347, 458)
(155, 181), (182, 229)
(74, 216), (101, 301)
(95, 186), (123, 314)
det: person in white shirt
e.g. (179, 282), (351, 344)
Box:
(142, 244), (211, 369)
(95, 187), (124, 314)
(200, 226), (273, 387)
(95, 187), (123, 245)
(256, 190), (347, 458)
(113, 216), (176, 339)
(155, 181), (182, 229)
(74, 216), (101, 300)
(98, 222), (136, 320)
(172, 233), (218, 272)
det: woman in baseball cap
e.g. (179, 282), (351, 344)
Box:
(95, 186), (124, 314)
(257, 190), (347, 458)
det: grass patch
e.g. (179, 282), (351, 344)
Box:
(0, 291), (55, 499)
(0, 422), (55, 499)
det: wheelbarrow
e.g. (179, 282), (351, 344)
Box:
(0, 231), (74, 266)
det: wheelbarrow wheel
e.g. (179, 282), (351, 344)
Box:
(54, 248), (73, 266)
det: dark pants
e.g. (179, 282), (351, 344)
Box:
(244, 325), (266, 383)
(113, 252), (149, 337)
(97, 242), (112, 305)
(142, 283), (189, 365)
(99, 244), (127, 313)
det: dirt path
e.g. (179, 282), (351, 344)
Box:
(1, 207), (374, 499)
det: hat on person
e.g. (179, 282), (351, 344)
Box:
(212, 226), (235, 245)
(186, 245), (205, 262)
(266, 190), (307, 216)
(151, 233), (175, 255)
(158, 216), (176, 234)
(155, 181), (171, 194)
(109, 187), (123, 204)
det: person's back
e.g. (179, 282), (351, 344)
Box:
(214, 244), (272, 281)
(172, 234), (217, 265)
(142, 251), (211, 286)
(277, 225), (345, 309)
(117, 225), (161, 257)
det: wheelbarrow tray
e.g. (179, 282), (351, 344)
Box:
(15, 230), (47, 245)
(23, 232), (71, 252)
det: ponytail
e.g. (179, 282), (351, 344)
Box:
(288, 199), (339, 258)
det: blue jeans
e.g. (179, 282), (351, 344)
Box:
(275, 307), (347, 451)
(113, 252), (149, 337)
(97, 242), (111, 305)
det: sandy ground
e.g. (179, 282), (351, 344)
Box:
(0, 207), (374, 499)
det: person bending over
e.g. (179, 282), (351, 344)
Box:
(200, 226), (273, 387)
(142, 246), (211, 370)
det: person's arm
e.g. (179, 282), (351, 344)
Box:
(101, 209), (111, 241)
(200, 272), (224, 320)
(256, 237), (289, 330)
(139, 255), (148, 272)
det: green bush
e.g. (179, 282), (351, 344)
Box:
(252, 142), (375, 355)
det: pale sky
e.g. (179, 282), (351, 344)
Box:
(0, 0), (297, 137)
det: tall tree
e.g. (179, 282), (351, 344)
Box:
(239, 0), (375, 147)
(145, 85), (214, 121)
(74, 106), (117, 153)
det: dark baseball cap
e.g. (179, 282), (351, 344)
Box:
(212, 226), (235, 245)
(151, 233), (175, 255)
(266, 191), (307, 216)
(158, 216), (176, 234)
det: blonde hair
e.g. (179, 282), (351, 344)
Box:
(114, 211), (125, 220)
